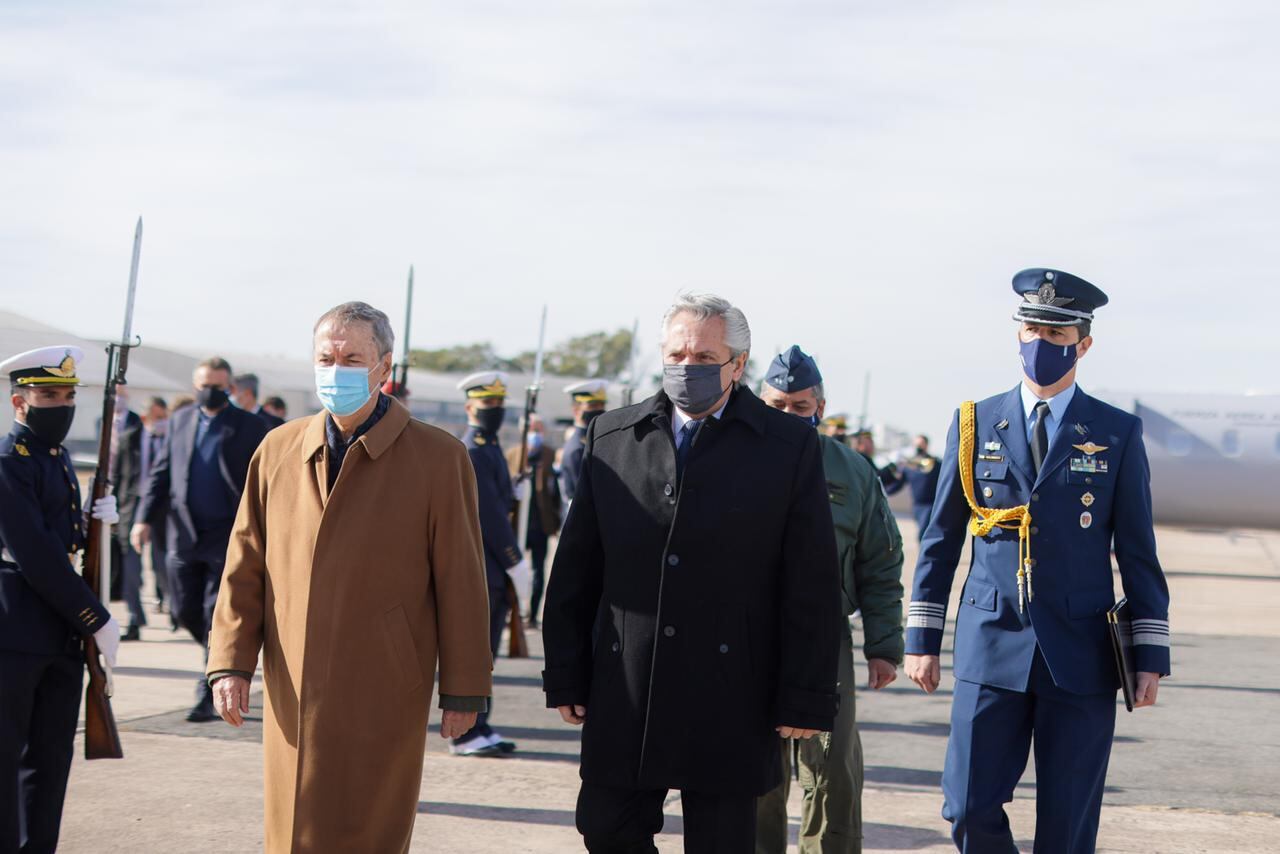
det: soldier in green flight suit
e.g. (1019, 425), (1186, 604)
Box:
(755, 346), (905, 854)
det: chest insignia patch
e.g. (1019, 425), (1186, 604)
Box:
(15, 443), (29, 457)
(1072, 442), (1108, 455)
(1081, 491), (1095, 507)
(1080, 511), (1093, 529)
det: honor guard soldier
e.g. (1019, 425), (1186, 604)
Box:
(755, 346), (905, 854)
(904, 270), (1171, 853)
(0, 346), (121, 853)
(453, 371), (530, 757)
(559, 379), (608, 512)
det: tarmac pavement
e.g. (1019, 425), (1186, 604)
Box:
(59, 521), (1280, 852)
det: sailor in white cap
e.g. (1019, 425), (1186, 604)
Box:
(559, 379), (608, 508)
(0, 345), (120, 851)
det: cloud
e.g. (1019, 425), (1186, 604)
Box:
(1, 0), (1277, 436)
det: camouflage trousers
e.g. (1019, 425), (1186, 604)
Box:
(755, 629), (862, 854)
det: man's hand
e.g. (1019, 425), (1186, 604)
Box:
(905, 654), (941, 693)
(1134, 672), (1161, 708)
(776, 726), (822, 739)
(558, 704), (586, 725)
(441, 711), (478, 739)
(92, 616), (121, 669)
(90, 494), (119, 525)
(129, 522), (151, 553)
(212, 676), (251, 727)
(868, 658), (898, 690)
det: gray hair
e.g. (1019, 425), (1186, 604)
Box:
(234, 373), (259, 396)
(660, 293), (751, 357)
(314, 301), (395, 358)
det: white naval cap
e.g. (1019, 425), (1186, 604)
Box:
(1, 345), (86, 387)
(457, 371), (510, 399)
(564, 379), (608, 402)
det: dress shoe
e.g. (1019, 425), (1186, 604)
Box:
(120, 625), (141, 642)
(186, 696), (219, 723)
(449, 734), (501, 757)
(486, 732), (517, 754)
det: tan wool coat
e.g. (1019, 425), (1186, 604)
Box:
(207, 401), (493, 853)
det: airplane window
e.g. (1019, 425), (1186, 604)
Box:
(1167, 429), (1192, 457)
(1222, 430), (1241, 457)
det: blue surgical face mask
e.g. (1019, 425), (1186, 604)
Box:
(527, 432), (544, 453)
(315, 364), (376, 417)
(1019, 336), (1078, 387)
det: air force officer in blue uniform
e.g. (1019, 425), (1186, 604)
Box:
(903, 270), (1171, 853)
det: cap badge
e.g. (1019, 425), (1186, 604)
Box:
(1026, 283), (1074, 307)
(48, 352), (78, 378)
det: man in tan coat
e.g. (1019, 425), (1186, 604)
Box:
(207, 302), (494, 853)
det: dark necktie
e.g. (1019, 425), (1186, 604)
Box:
(675, 419), (702, 480)
(1030, 400), (1050, 475)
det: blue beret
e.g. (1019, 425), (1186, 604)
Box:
(1012, 268), (1109, 327)
(764, 345), (822, 393)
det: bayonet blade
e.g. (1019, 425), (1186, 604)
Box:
(120, 217), (142, 344)
(402, 264), (414, 367)
(531, 305), (547, 388)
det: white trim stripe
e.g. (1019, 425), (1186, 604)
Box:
(1132, 631), (1171, 647)
(907, 615), (945, 630)
(908, 602), (946, 614)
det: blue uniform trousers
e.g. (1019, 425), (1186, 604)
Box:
(167, 537), (228, 704)
(454, 584), (509, 743)
(943, 649), (1115, 853)
(0, 650), (83, 854)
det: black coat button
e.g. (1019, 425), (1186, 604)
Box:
(1030, 526), (1038, 535)
(667, 554), (680, 566)
(1031, 493), (1040, 502)
(663, 626), (676, 638)
(663, 483), (674, 496)
(611, 641), (620, 652)
(719, 643), (729, 653)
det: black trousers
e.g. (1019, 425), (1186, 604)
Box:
(167, 550), (226, 702)
(0, 650), (83, 854)
(454, 586), (509, 744)
(577, 781), (756, 854)
(528, 528), (549, 621)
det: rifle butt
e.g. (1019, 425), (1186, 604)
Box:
(83, 641), (123, 759)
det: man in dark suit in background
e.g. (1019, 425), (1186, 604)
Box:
(132, 357), (268, 721)
(234, 372), (285, 429)
(506, 413), (561, 629)
(109, 386), (145, 640)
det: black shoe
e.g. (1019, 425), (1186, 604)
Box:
(120, 625), (142, 642)
(186, 697), (218, 723)
(526, 616), (539, 630)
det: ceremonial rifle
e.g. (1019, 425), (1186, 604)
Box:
(82, 217), (143, 760)
(396, 265), (414, 391)
(506, 306), (547, 658)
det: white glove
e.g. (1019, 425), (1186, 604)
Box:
(508, 558), (533, 603)
(514, 479), (532, 503)
(93, 615), (121, 669)
(90, 494), (119, 525)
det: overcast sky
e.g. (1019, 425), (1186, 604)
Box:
(2, 0), (1276, 438)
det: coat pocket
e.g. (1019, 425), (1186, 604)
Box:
(1068, 587), (1115, 620)
(380, 604), (425, 694)
(959, 578), (998, 612)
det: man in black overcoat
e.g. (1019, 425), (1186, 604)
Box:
(542, 294), (843, 853)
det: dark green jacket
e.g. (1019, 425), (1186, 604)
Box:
(821, 433), (905, 664)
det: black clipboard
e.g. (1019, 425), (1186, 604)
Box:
(1107, 597), (1138, 712)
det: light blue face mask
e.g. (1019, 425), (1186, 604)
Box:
(315, 364), (376, 417)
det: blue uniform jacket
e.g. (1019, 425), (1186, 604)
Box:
(560, 425), (587, 503)
(906, 385), (1171, 694)
(463, 426), (522, 589)
(0, 423), (110, 653)
(902, 455), (940, 506)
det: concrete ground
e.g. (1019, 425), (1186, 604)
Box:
(59, 522), (1280, 852)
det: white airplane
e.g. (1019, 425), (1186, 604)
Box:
(1104, 391), (1280, 531)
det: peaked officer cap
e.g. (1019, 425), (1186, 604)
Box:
(1012, 268), (1109, 327)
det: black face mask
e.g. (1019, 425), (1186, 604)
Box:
(196, 386), (230, 411)
(475, 406), (506, 434)
(24, 405), (76, 447)
(581, 408), (604, 426)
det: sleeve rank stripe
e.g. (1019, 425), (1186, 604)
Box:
(906, 615), (946, 630)
(1131, 631), (1171, 647)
